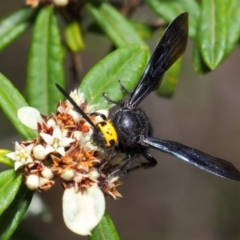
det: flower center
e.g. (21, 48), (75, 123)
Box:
(16, 150), (29, 162)
(52, 138), (61, 149)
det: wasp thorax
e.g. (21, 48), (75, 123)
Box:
(112, 108), (153, 148)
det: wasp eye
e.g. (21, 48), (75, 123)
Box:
(100, 122), (107, 126)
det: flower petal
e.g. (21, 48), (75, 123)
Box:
(63, 185), (105, 235)
(52, 126), (62, 138)
(15, 141), (22, 151)
(44, 145), (54, 155)
(6, 151), (16, 161)
(61, 137), (75, 147)
(40, 133), (53, 145)
(56, 146), (65, 156)
(25, 143), (34, 155)
(17, 107), (43, 130)
(14, 161), (24, 170)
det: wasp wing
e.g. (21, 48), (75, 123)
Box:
(140, 136), (240, 181)
(126, 12), (188, 109)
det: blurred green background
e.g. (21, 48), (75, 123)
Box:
(1, 2), (240, 240)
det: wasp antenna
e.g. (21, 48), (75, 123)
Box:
(55, 84), (97, 130)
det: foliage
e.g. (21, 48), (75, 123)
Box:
(0, 0), (240, 239)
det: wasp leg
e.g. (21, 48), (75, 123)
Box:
(102, 79), (130, 106)
(110, 149), (158, 177)
(102, 92), (125, 106)
(108, 154), (132, 178)
(124, 150), (158, 174)
(99, 147), (118, 171)
(118, 79), (131, 95)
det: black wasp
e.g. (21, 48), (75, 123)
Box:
(57, 12), (240, 181)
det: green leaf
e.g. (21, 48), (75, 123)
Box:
(80, 44), (149, 110)
(0, 7), (37, 52)
(89, 212), (120, 240)
(225, 0), (240, 54)
(0, 149), (14, 167)
(27, 6), (65, 115)
(64, 21), (85, 52)
(145, 0), (200, 39)
(86, 2), (147, 48)
(157, 58), (182, 98)
(0, 184), (33, 240)
(0, 73), (36, 140)
(87, 21), (153, 40)
(192, 42), (211, 74)
(0, 169), (22, 215)
(129, 21), (153, 40)
(198, 0), (228, 69)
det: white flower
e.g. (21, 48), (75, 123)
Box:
(72, 131), (84, 142)
(33, 144), (46, 160)
(83, 141), (98, 152)
(62, 185), (105, 235)
(56, 104), (66, 113)
(47, 118), (56, 128)
(88, 169), (100, 180)
(6, 142), (34, 170)
(25, 174), (54, 191)
(40, 126), (75, 156)
(17, 107), (43, 130)
(73, 172), (84, 184)
(67, 89), (96, 113)
(68, 109), (81, 122)
(69, 89), (85, 106)
(41, 167), (54, 179)
(53, 0), (68, 6)
(72, 129), (93, 145)
(61, 169), (74, 180)
(25, 174), (39, 190)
